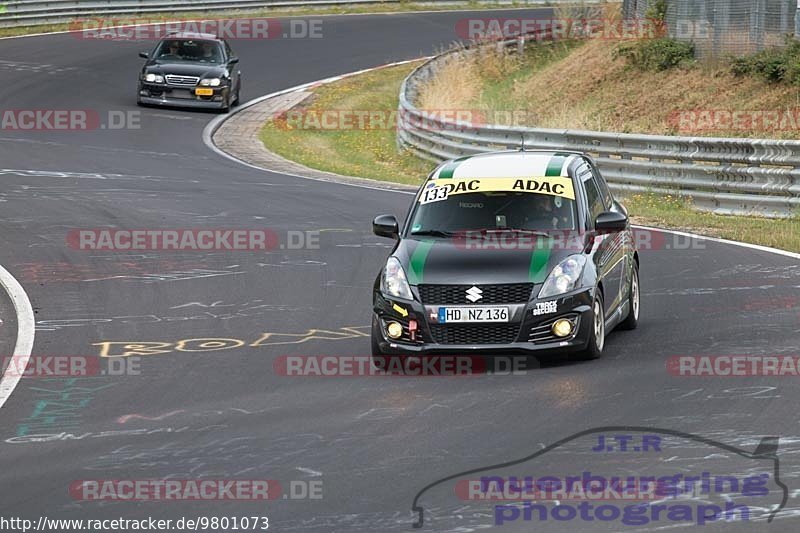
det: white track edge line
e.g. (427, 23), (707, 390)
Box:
(0, 264), (35, 409)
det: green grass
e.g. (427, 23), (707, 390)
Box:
(622, 192), (800, 253)
(260, 62), (431, 185)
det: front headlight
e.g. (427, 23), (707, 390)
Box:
(381, 257), (413, 300)
(144, 73), (164, 83)
(200, 78), (221, 87)
(538, 255), (587, 299)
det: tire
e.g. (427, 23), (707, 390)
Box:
(570, 292), (605, 361)
(371, 331), (386, 357)
(220, 93), (231, 113)
(618, 263), (640, 331)
(233, 80), (241, 106)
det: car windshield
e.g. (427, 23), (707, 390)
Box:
(408, 188), (578, 235)
(154, 39), (224, 63)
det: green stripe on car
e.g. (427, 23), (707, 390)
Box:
(544, 154), (568, 177)
(529, 236), (553, 283)
(437, 156), (471, 179)
(408, 240), (434, 285)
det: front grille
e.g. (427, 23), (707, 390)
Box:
(165, 74), (200, 86)
(419, 284), (534, 305)
(528, 314), (580, 344)
(430, 324), (521, 345)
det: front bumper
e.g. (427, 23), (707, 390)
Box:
(138, 83), (229, 109)
(372, 287), (594, 356)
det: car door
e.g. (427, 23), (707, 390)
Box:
(224, 41), (240, 91)
(579, 160), (625, 316)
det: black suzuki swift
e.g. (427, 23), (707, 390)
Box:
(371, 150), (640, 361)
(137, 32), (241, 112)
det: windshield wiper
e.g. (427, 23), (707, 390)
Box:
(475, 228), (549, 237)
(410, 230), (455, 238)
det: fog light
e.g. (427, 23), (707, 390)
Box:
(552, 319), (574, 338)
(386, 322), (403, 339)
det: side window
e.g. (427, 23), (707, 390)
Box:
(225, 41), (234, 59)
(583, 176), (605, 224)
(590, 165), (613, 208)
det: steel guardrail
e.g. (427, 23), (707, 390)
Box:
(398, 40), (800, 218)
(0, 0), (568, 28)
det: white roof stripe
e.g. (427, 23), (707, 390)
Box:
(438, 153), (572, 179)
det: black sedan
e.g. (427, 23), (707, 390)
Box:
(371, 150), (640, 361)
(137, 32), (241, 112)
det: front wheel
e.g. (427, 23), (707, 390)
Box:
(233, 80), (241, 106)
(618, 263), (640, 330)
(571, 292), (605, 361)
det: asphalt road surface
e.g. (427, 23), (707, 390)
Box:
(0, 8), (799, 532)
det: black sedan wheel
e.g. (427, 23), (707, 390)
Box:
(571, 292), (605, 361)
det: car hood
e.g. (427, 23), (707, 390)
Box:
(394, 235), (585, 286)
(143, 61), (228, 78)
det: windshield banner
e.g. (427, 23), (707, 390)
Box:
(420, 177), (576, 202)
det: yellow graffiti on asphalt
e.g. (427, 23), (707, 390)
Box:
(93, 326), (370, 358)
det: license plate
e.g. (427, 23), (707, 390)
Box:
(195, 88), (214, 96)
(438, 306), (509, 323)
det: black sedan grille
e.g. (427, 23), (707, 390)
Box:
(430, 324), (521, 345)
(165, 74), (200, 86)
(418, 284), (534, 305)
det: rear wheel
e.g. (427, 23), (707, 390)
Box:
(570, 292), (605, 361)
(618, 263), (640, 330)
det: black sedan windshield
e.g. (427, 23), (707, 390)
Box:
(408, 191), (577, 235)
(154, 39), (224, 63)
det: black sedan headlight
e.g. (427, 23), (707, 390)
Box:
(199, 78), (222, 87)
(143, 73), (164, 83)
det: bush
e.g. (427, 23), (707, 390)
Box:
(729, 37), (800, 85)
(616, 38), (695, 71)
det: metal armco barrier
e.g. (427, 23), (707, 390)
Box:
(398, 45), (800, 218)
(0, 0), (566, 28)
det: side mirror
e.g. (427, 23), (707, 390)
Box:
(594, 211), (628, 233)
(229, 57), (239, 64)
(373, 215), (399, 239)
(139, 51), (149, 59)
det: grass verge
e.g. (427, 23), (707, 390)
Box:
(260, 61), (431, 185)
(259, 60), (800, 252)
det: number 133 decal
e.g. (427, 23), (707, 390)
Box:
(420, 185), (449, 204)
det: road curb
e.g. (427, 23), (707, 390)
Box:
(203, 58), (426, 194)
